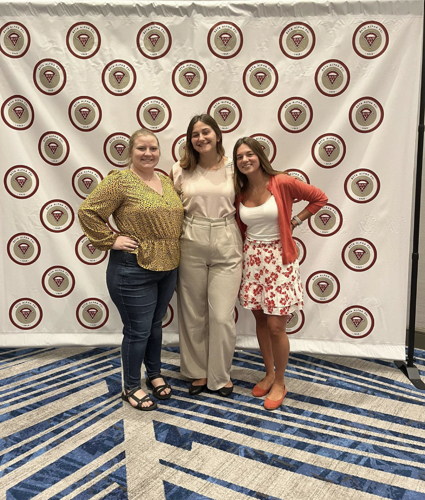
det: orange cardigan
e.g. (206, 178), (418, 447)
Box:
(235, 174), (328, 265)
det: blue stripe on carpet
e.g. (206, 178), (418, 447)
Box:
(0, 371), (121, 423)
(6, 422), (125, 500)
(0, 400), (122, 477)
(0, 349), (120, 397)
(160, 459), (282, 499)
(50, 454), (127, 499)
(155, 400), (425, 479)
(155, 422), (412, 499)
(163, 481), (213, 500)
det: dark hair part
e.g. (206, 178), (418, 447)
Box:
(233, 137), (285, 194)
(180, 114), (225, 172)
(127, 129), (160, 168)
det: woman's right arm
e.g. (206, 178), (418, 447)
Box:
(78, 173), (125, 251)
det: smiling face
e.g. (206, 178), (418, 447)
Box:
(235, 143), (261, 176)
(130, 134), (160, 175)
(190, 120), (219, 156)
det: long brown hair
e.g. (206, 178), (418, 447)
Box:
(126, 129), (160, 168)
(233, 137), (285, 194)
(180, 114), (225, 172)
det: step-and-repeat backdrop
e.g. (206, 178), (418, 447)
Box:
(0, 1), (422, 358)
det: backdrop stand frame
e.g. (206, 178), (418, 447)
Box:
(394, 7), (425, 391)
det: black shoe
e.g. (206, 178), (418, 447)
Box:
(146, 375), (172, 400)
(189, 381), (207, 395)
(218, 385), (233, 397)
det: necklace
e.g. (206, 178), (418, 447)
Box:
(132, 169), (157, 183)
(251, 179), (268, 195)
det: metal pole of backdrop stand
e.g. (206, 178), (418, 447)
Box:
(394, 8), (425, 390)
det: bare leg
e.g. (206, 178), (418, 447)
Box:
(266, 314), (290, 401)
(252, 309), (275, 390)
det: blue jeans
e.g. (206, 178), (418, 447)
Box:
(106, 249), (177, 391)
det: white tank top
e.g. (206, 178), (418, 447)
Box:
(240, 195), (280, 241)
(172, 159), (236, 218)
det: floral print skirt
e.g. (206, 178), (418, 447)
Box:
(239, 237), (304, 316)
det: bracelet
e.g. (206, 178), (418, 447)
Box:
(292, 215), (303, 226)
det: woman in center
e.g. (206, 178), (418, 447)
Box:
(171, 114), (243, 396)
(233, 137), (327, 410)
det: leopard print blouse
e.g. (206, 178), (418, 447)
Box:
(78, 169), (184, 271)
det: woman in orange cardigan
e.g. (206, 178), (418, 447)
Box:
(233, 137), (327, 410)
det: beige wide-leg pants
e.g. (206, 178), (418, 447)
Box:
(177, 214), (243, 391)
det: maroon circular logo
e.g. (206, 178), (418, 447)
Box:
(353, 21), (389, 59)
(172, 134), (186, 162)
(66, 22), (101, 59)
(293, 237), (306, 265)
(278, 97), (313, 133)
(75, 235), (108, 265)
(344, 169), (380, 203)
(137, 97), (172, 132)
(243, 60), (278, 97)
(342, 238), (377, 272)
(308, 204), (343, 237)
(172, 60), (207, 97)
(72, 167), (103, 199)
(42, 266), (75, 298)
(162, 304), (174, 328)
(7, 233), (41, 265)
(340, 305), (374, 339)
(103, 132), (130, 167)
(207, 97), (242, 133)
(76, 298), (109, 329)
(207, 21), (243, 59)
(40, 199), (75, 233)
(33, 59), (67, 95)
(137, 22), (172, 59)
(279, 23), (315, 59)
(4, 165), (39, 199)
(102, 60), (136, 96)
(0, 22), (31, 58)
(311, 134), (346, 169)
(249, 134), (277, 163)
(38, 131), (70, 166)
(9, 298), (43, 330)
(315, 60), (350, 97)
(1, 95), (34, 130)
(68, 96), (102, 132)
(306, 271), (340, 303)
(285, 169), (310, 185)
(349, 97), (384, 133)
(286, 310), (305, 334)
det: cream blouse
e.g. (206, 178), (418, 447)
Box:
(172, 159), (236, 218)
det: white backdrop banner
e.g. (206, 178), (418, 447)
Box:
(0, 0), (422, 359)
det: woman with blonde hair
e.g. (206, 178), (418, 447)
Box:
(170, 114), (243, 397)
(79, 129), (184, 411)
(233, 137), (327, 410)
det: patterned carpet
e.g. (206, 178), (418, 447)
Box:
(0, 346), (424, 500)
